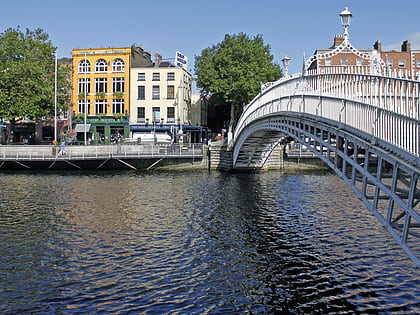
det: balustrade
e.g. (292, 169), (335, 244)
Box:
(234, 71), (419, 158)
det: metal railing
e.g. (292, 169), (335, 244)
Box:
(235, 71), (419, 159)
(0, 143), (204, 161)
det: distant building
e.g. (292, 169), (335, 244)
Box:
(308, 35), (420, 78)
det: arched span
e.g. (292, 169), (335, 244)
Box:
(231, 72), (420, 267)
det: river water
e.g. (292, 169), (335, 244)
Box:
(0, 169), (418, 314)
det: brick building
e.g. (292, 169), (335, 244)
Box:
(308, 35), (420, 78)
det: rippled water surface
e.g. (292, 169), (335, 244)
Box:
(0, 170), (418, 314)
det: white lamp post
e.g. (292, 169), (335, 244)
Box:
(84, 53), (88, 145)
(282, 55), (290, 77)
(340, 7), (352, 38)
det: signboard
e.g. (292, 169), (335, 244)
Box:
(175, 51), (188, 69)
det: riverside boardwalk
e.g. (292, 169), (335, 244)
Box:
(0, 144), (205, 170)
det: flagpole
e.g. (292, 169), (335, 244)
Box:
(54, 51), (58, 142)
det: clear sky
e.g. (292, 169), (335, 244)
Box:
(2, 0), (420, 76)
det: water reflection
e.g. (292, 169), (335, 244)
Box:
(0, 170), (418, 313)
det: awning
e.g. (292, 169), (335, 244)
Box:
(74, 124), (91, 133)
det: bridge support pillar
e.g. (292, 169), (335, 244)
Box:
(209, 144), (233, 171)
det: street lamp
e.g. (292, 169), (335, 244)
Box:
(282, 55), (290, 77)
(340, 7), (352, 38)
(84, 53), (88, 145)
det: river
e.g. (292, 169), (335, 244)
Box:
(0, 169), (418, 314)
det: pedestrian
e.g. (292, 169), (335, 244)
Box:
(60, 141), (66, 155)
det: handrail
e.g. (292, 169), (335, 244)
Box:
(234, 71), (419, 158)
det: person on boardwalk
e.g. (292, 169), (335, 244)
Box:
(60, 141), (66, 155)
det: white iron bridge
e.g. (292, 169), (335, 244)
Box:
(231, 68), (420, 267)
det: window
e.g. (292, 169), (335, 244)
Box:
(325, 58), (332, 66)
(112, 77), (124, 93)
(110, 126), (124, 138)
(416, 60), (420, 68)
(95, 59), (108, 72)
(167, 72), (175, 80)
(138, 72), (145, 81)
(152, 85), (160, 99)
(78, 99), (90, 114)
(152, 73), (160, 81)
(152, 107), (160, 123)
(137, 107), (145, 123)
(137, 86), (145, 100)
(112, 99), (124, 114)
(340, 59), (348, 66)
(78, 59), (90, 73)
(387, 59), (393, 68)
(78, 78), (90, 94)
(167, 107), (175, 123)
(95, 99), (107, 114)
(356, 59), (363, 66)
(95, 78), (107, 93)
(398, 60), (406, 68)
(167, 85), (175, 99)
(112, 58), (124, 72)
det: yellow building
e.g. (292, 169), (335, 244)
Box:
(71, 46), (152, 144)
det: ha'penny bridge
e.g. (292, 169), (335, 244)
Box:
(229, 9), (419, 266)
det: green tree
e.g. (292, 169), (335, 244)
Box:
(195, 33), (282, 134)
(0, 27), (71, 122)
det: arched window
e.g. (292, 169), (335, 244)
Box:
(112, 58), (125, 72)
(95, 59), (108, 72)
(78, 59), (90, 73)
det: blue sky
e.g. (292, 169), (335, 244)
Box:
(2, 0), (420, 76)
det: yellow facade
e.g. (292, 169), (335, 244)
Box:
(71, 47), (132, 117)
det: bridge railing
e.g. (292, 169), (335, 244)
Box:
(235, 71), (419, 159)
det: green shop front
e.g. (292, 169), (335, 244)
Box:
(72, 115), (129, 145)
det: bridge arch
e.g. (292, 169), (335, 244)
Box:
(231, 72), (420, 266)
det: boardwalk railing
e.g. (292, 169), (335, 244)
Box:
(0, 143), (204, 161)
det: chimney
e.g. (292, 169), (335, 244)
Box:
(334, 35), (345, 47)
(373, 40), (382, 52)
(401, 40), (411, 52)
(154, 53), (162, 67)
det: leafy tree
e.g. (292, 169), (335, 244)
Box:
(0, 27), (71, 122)
(195, 33), (282, 134)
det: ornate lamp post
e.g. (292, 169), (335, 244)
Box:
(340, 7), (352, 38)
(282, 55), (291, 77)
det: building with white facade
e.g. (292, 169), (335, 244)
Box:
(130, 55), (205, 143)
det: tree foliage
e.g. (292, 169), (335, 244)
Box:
(0, 27), (71, 121)
(195, 33), (282, 131)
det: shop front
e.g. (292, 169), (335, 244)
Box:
(72, 116), (129, 145)
(10, 122), (36, 144)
